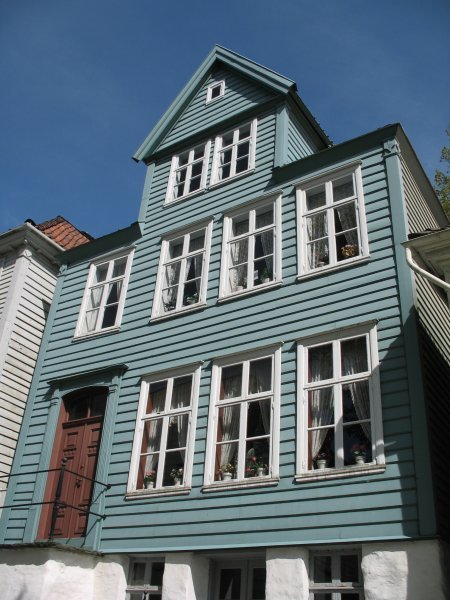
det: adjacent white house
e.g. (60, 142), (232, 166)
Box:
(0, 217), (91, 512)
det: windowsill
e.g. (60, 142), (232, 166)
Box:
(164, 187), (207, 207)
(202, 476), (279, 493)
(72, 326), (121, 342)
(209, 168), (255, 191)
(150, 302), (207, 322)
(295, 463), (386, 483)
(125, 486), (191, 499)
(296, 255), (370, 281)
(217, 280), (283, 303)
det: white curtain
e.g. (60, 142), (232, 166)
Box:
(258, 230), (274, 280)
(172, 379), (192, 448)
(342, 349), (371, 440)
(229, 238), (248, 291)
(309, 349), (334, 461)
(249, 360), (271, 434)
(335, 203), (358, 246)
(218, 372), (241, 466)
(306, 212), (327, 269)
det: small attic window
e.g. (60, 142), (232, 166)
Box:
(206, 80), (225, 104)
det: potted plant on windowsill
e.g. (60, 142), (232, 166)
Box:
(245, 456), (267, 477)
(317, 253), (329, 268)
(170, 467), (184, 486)
(259, 267), (271, 284)
(341, 244), (359, 259)
(220, 463), (235, 481)
(143, 470), (156, 489)
(351, 444), (367, 465)
(315, 452), (329, 470)
(185, 292), (199, 305)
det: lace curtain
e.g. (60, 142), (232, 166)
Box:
(309, 349), (334, 461)
(342, 350), (371, 440)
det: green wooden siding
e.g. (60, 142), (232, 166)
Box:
(286, 107), (318, 162)
(1, 129), (423, 552)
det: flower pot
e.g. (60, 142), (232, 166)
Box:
(316, 459), (327, 470)
(236, 285), (244, 291)
(174, 478), (182, 486)
(355, 455), (365, 465)
(222, 472), (232, 481)
(262, 278), (270, 284)
(145, 481), (155, 489)
(256, 467), (265, 477)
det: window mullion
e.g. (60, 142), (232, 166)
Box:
(238, 400), (247, 479)
(326, 181), (336, 265)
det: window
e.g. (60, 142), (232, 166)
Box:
(309, 552), (363, 599)
(212, 560), (266, 600)
(165, 141), (211, 203)
(126, 558), (164, 599)
(152, 221), (213, 318)
(220, 195), (281, 297)
(206, 80), (225, 103)
(128, 365), (200, 493)
(205, 346), (280, 486)
(75, 249), (134, 337)
(297, 165), (368, 275)
(297, 324), (384, 475)
(211, 119), (257, 184)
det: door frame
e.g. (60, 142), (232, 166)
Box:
(25, 364), (128, 548)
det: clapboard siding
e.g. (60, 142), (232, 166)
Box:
(287, 107), (318, 162)
(2, 135), (423, 552)
(401, 155), (450, 541)
(0, 253), (16, 320)
(157, 65), (278, 152)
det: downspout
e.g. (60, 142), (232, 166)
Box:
(405, 247), (450, 293)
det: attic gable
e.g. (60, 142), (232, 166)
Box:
(134, 45), (329, 163)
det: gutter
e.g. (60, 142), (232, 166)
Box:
(404, 247), (450, 293)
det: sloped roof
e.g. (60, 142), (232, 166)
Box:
(34, 216), (93, 250)
(133, 45), (330, 162)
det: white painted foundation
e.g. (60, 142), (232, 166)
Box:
(362, 539), (448, 600)
(0, 546), (127, 600)
(162, 552), (210, 600)
(266, 546), (309, 600)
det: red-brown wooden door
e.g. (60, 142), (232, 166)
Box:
(39, 388), (107, 539)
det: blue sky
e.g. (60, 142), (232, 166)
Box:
(1, 0), (449, 238)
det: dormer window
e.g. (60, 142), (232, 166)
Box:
(211, 119), (257, 185)
(206, 80), (225, 104)
(165, 141), (211, 203)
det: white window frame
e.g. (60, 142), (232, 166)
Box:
(219, 194), (282, 299)
(296, 163), (369, 277)
(206, 80), (225, 104)
(210, 119), (257, 185)
(74, 248), (134, 338)
(151, 219), (213, 319)
(296, 323), (384, 478)
(204, 345), (281, 489)
(127, 363), (201, 495)
(309, 550), (364, 599)
(165, 141), (211, 204)
(126, 557), (165, 599)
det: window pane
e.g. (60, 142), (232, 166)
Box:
(336, 234), (359, 262)
(140, 419), (163, 454)
(309, 427), (335, 469)
(308, 387), (334, 427)
(308, 345), (333, 381)
(67, 398), (89, 421)
(254, 257), (273, 284)
(245, 437), (269, 478)
(306, 212), (328, 243)
(247, 399), (271, 437)
(312, 594), (332, 600)
(249, 357), (272, 394)
(148, 387), (168, 417)
(221, 364), (243, 399)
(334, 203), (357, 233)
(84, 309), (99, 332)
(222, 132), (234, 146)
(189, 229), (205, 252)
(341, 337), (368, 375)
(94, 264), (108, 283)
(239, 124), (251, 139)
(129, 561), (146, 585)
(333, 174), (354, 201)
(162, 287), (178, 312)
(112, 258), (127, 278)
(167, 414), (188, 449)
(168, 238), (184, 259)
(314, 555), (332, 582)
(229, 266), (248, 292)
(162, 448), (185, 486)
(101, 303), (118, 328)
(216, 441), (239, 481)
(237, 140), (250, 158)
(255, 205), (273, 229)
(171, 376), (192, 409)
(341, 554), (359, 583)
(232, 214), (249, 237)
(87, 286), (103, 310)
(343, 423), (372, 465)
(306, 185), (326, 210)
(106, 280), (122, 305)
(164, 262), (181, 287)
(307, 240), (329, 270)
(342, 381), (370, 424)
(254, 231), (273, 259)
(193, 145), (205, 160)
(219, 568), (241, 600)
(183, 279), (200, 306)
(150, 562), (165, 586)
(252, 567), (266, 599)
(236, 155), (250, 174)
(230, 239), (248, 266)
(91, 393), (107, 417)
(185, 255), (203, 281)
(210, 84), (221, 99)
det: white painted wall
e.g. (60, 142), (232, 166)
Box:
(0, 546), (127, 600)
(162, 552), (210, 600)
(266, 546), (309, 600)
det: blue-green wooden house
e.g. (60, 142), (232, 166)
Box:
(1, 47), (449, 600)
